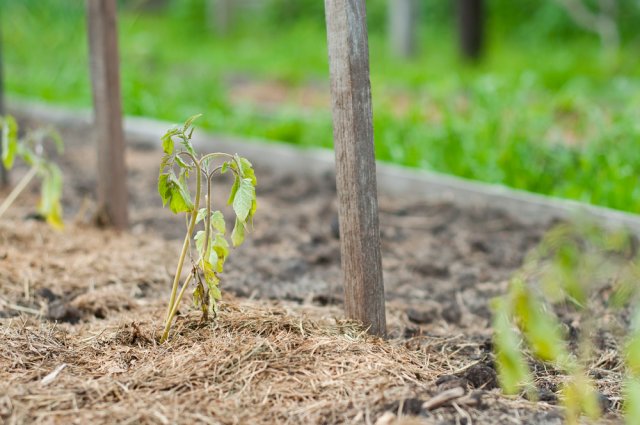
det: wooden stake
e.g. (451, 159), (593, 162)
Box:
(457, 0), (485, 60)
(388, 0), (418, 58)
(87, 0), (128, 228)
(324, 0), (386, 336)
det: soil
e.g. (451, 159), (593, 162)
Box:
(0, 117), (624, 424)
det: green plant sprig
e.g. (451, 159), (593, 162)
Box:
(158, 114), (257, 342)
(493, 223), (640, 424)
(0, 115), (64, 228)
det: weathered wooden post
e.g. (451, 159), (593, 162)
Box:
(87, 0), (128, 229)
(0, 9), (7, 187)
(388, 0), (418, 58)
(457, 0), (485, 60)
(324, 0), (386, 336)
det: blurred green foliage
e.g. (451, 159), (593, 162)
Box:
(3, 0), (640, 212)
(493, 223), (640, 424)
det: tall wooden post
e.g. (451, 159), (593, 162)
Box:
(0, 7), (7, 187)
(87, 0), (128, 228)
(388, 0), (418, 58)
(457, 0), (484, 60)
(324, 0), (386, 336)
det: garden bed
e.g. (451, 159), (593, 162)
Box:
(0, 116), (625, 424)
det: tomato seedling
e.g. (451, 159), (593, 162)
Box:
(0, 115), (64, 228)
(158, 115), (257, 342)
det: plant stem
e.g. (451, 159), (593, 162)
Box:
(200, 175), (213, 268)
(164, 159), (202, 323)
(0, 166), (38, 219)
(160, 272), (194, 343)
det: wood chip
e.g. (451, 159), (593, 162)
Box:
(422, 386), (466, 411)
(40, 364), (67, 386)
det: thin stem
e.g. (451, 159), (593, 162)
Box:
(164, 156), (202, 323)
(199, 152), (236, 163)
(201, 174), (213, 268)
(160, 272), (194, 343)
(0, 166), (38, 219)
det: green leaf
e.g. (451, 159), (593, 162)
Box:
(624, 378), (640, 425)
(492, 298), (532, 395)
(182, 113), (202, 132)
(232, 178), (255, 222)
(227, 175), (240, 205)
(196, 208), (208, 224)
(212, 234), (229, 272)
(562, 372), (601, 423)
(175, 154), (190, 169)
(626, 308), (640, 376)
(221, 161), (230, 174)
(194, 230), (206, 256)
(511, 279), (569, 365)
(48, 129), (64, 154)
(38, 164), (64, 230)
(158, 172), (194, 213)
(2, 115), (18, 169)
(211, 210), (226, 234)
(231, 217), (245, 247)
(237, 156), (257, 186)
(161, 129), (178, 155)
(209, 284), (221, 301)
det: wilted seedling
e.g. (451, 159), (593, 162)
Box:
(158, 115), (257, 342)
(493, 222), (640, 424)
(0, 115), (64, 228)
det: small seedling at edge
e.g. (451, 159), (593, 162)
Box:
(158, 115), (257, 342)
(0, 115), (64, 228)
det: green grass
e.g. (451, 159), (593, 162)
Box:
(4, 2), (640, 213)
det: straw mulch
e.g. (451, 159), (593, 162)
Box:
(0, 219), (623, 424)
(1, 297), (559, 425)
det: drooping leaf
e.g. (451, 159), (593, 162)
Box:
(231, 217), (246, 247)
(196, 208), (208, 224)
(237, 156), (257, 186)
(227, 175), (240, 205)
(203, 260), (219, 298)
(511, 279), (569, 365)
(2, 115), (18, 169)
(161, 128), (179, 155)
(194, 230), (207, 257)
(158, 172), (194, 213)
(212, 234), (229, 272)
(209, 284), (221, 301)
(158, 173), (171, 205)
(38, 164), (64, 230)
(233, 178), (255, 222)
(210, 210), (226, 234)
(175, 154), (190, 169)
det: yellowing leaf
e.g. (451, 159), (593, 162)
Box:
(1, 115), (18, 169)
(231, 217), (245, 247)
(492, 298), (532, 395)
(624, 378), (640, 425)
